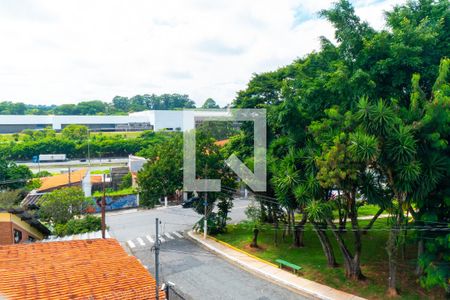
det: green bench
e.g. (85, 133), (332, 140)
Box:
(275, 259), (302, 274)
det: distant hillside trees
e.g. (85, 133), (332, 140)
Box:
(0, 93), (198, 115)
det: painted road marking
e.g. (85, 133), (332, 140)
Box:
(127, 240), (136, 249)
(146, 235), (154, 243)
(164, 232), (174, 239)
(137, 237), (145, 246)
(173, 231), (183, 238)
(158, 235), (166, 243)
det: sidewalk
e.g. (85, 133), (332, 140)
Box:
(188, 231), (366, 300)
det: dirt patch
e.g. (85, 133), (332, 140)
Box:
(243, 243), (267, 252)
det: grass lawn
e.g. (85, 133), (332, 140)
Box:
(215, 219), (444, 299)
(357, 204), (383, 217)
(90, 169), (111, 175)
(92, 187), (135, 197)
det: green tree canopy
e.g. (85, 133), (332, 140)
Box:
(39, 187), (89, 225)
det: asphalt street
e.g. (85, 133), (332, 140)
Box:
(133, 237), (309, 300)
(107, 199), (250, 243)
(107, 200), (310, 299)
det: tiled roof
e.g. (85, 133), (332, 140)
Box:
(0, 239), (164, 300)
(214, 139), (230, 147)
(90, 174), (103, 184)
(38, 169), (87, 192)
(21, 192), (44, 207)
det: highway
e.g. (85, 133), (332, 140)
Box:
(17, 157), (128, 173)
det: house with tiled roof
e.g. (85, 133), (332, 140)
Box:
(37, 168), (88, 193)
(0, 239), (165, 300)
(21, 169), (90, 209)
(0, 208), (50, 245)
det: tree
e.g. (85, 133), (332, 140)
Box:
(0, 158), (33, 189)
(245, 201), (262, 247)
(54, 104), (79, 115)
(137, 134), (184, 207)
(112, 96), (130, 112)
(0, 190), (21, 210)
(39, 187), (89, 224)
(202, 98), (220, 109)
(119, 172), (132, 190)
(230, 0), (449, 295)
(351, 59), (449, 295)
(61, 124), (89, 141)
(137, 129), (236, 234)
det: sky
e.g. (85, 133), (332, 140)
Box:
(0, 0), (406, 107)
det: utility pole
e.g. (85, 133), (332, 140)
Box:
(101, 173), (106, 238)
(155, 218), (160, 300)
(203, 192), (208, 239)
(68, 167), (71, 186)
(203, 165), (208, 239)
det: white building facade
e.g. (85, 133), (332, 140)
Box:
(0, 110), (231, 133)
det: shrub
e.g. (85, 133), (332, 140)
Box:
(54, 215), (102, 237)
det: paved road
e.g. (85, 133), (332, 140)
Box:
(107, 199), (250, 243)
(107, 200), (309, 299)
(18, 157), (128, 173)
(18, 157), (128, 166)
(132, 236), (309, 300)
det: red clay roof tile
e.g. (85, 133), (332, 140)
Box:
(38, 169), (87, 192)
(0, 239), (165, 300)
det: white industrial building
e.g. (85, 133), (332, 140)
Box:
(0, 110), (231, 133)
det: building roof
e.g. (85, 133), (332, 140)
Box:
(214, 139), (230, 147)
(0, 208), (51, 237)
(90, 174), (104, 184)
(38, 169), (87, 192)
(21, 192), (44, 207)
(0, 239), (164, 300)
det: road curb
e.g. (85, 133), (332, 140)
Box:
(188, 231), (366, 300)
(207, 235), (279, 268)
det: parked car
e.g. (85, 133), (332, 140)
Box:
(182, 197), (199, 208)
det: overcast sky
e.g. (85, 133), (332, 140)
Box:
(0, 0), (406, 107)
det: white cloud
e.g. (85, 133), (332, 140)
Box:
(0, 0), (406, 107)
